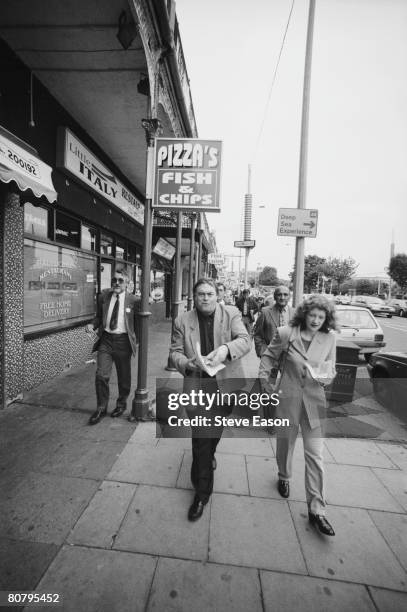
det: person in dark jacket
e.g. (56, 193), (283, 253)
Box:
(235, 288), (258, 334)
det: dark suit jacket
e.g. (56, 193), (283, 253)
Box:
(235, 296), (258, 322)
(253, 304), (295, 357)
(91, 289), (140, 355)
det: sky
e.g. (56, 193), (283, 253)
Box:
(175, 0), (407, 280)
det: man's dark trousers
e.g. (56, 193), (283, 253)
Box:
(95, 331), (132, 410)
(188, 376), (231, 504)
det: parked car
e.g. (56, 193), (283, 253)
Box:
(335, 306), (386, 361)
(386, 298), (407, 318)
(367, 351), (407, 419)
(335, 295), (351, 305)
(350, 295), (394, 317)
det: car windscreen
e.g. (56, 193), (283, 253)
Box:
(337, 310), (378, 329)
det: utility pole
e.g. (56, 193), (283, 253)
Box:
(293, 0), (316, 306)
(243, 164), (253, 289)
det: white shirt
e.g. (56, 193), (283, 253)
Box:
(105, 292), (126, 334)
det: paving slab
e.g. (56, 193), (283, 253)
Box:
(114, 485), (210, 561)
(324, 464), (404, 511)
(33, 545), (156, 612)
(67, 481), (137, 548)
(209, 493), (306, 573)
(176, 451), (249, 495)
(260, 570), (375, 612)
(35, 438), (124, 480)
(377, 444), (407, 471)
(106, 444), (184, 486)
(216, 436), (274, 456)
(289, 501), (407, 591)
(372, 468), (407, 512)
(368, 511), (407, 571)
(147, 557), (262, 612)
(246, 454), (306, 501)
(368, 587), (407, 612)
(127, 421), (160, 446)
(324, 439), (398, 468)
(0, 537), (58, 591)
(0, 471), (99, 544)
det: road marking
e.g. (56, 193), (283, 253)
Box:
(381, 322), (407, 333)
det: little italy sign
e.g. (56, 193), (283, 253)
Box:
(57, 127), (144, 225)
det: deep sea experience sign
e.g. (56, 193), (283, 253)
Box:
(153, 138), (222, 212)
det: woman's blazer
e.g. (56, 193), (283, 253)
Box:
(259, 325), (337, 429)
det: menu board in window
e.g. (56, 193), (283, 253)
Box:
(24, 239), (97, 333)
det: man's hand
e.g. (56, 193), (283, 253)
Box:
(85, 323), (94, 334)
(259, 377), (276, 396)
(186, 357), (201, 372)
(205, 345), (229, 367)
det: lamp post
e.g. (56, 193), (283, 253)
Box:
(129, 116), (162, 422)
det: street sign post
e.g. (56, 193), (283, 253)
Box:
(234, 239), (256, 248)
(277, 208), (318, 238)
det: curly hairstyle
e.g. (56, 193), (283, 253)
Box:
(289, 294), (339, 333)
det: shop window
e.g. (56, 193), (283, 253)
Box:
(82, 224), (97, 251)
(24, 202), (49, 238)
(150, 269), (165, 303)
(116, 239), (126, 260)
(55, 211), (80, 247)
(24, 238), (97, 334)
(100, 233), (113, 256)
(128, 244), (141, 264)
(100, 260), (112, 290)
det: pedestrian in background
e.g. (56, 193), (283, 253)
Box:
(254, 286), (295, 357)
(259, 294), (338, 536)
(170, 278), (250, 522)
(216, 282), (226, 304)
(235, 288), (258, 334)
(86, 269), (139, 425)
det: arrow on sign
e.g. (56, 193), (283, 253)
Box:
(303, 221), (315, 229)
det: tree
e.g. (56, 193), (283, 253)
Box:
(355, 279), (377, 295)
(303, 255), (326, 293)
(258, 266), (278, 286)
(318, 257), (358, 293)
(389, 254), (407, 292)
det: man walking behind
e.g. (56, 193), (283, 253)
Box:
(170, 278), (250, 521)
(87, 269), (139, 424)
(235, 288), (258, 334)
(254, 286), (294, 357)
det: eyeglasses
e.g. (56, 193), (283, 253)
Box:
(112, 277), (125, 284)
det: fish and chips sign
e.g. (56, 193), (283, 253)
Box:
(153, 138), (222, 212)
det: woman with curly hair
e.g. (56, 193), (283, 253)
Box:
(259, 294), (338, 536)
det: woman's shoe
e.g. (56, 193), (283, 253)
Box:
(308, 512), (335, 536)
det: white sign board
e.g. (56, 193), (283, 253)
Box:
(208, 253), (225, 266)
(57, 127), (144, 225)
(234, 240), (256, 248)
(277, 208), (318, 237)
(153, 238), (175, 260)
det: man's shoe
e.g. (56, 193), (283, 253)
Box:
(89, 408), (107, 425)
(277, 479), (290, 498)
(111, 405), (126, 418)
(308, 512), (335, 536)
(188, 495), (205, 521)
(212, 457), (217, 471)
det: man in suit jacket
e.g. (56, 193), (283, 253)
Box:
(254, 286), (295, 357)
(86, 269), (140, 425)
(170, 278), (251, 521)
(235, 288), (258, 333)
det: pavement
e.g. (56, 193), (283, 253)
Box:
(1, 319), (407, 612)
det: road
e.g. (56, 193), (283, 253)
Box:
(380, 314), (407, 352)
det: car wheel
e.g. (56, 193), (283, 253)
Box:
(399, 309), (405, 317)
(372, 372), (393, 407)
(387, 314), (392, 318)
(364, 354), (372, 364)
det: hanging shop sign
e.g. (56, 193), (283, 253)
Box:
(153, 138), (222, 212)
(0, 129), (57, 202)
(57, 127), (144, 225)
(208, 253), (226, 266)
(152, 237), (176, 260)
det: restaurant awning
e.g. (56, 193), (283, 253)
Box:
(0, 130), (57, 203)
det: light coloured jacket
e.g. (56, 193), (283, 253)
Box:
(170, 303), (251, 393)
(258, 324), (337, 429)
